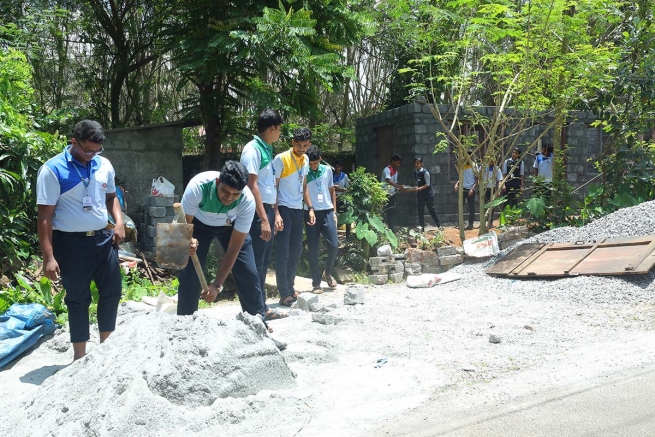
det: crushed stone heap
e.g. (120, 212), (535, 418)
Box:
(6, 311), (296, 437)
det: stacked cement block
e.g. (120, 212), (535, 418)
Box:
(368, 245), (407, 284)
(138, 195), (179, 256)
(404, 246), (464, 275)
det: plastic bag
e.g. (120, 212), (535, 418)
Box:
(405, 272), (462, 288)
(463, 231), (500, 258)
(151, 176), (175, 197)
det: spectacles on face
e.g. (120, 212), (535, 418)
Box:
(77, 140), (104, 156)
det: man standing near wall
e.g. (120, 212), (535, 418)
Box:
(274, 128), (311, 307)
(332, 159), (351, 237)
(454, 149), (479, 230)
(240, 109), (287, 322)
(502, 147), (525, 208)
(37, 120), (125, 361)
(533, 144), (554, 182)
(381, 154), (406, 230)
(413, 157), (442, 231)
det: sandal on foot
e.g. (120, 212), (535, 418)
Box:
(264, 310), (289, 321)
(279, 295), (296, 307)
(312, 286), (323, 294)
(323, 274), (338, 289)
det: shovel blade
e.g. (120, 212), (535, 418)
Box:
(155, 223), (194, 270)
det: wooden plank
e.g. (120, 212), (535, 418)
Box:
(486, 243), (545, 276)
(517, 246), (591, 277)
(564, 240), (604, 275)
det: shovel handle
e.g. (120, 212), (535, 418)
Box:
(173, 203), (211, 294)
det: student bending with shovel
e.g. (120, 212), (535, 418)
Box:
(175, 161), (280, 333)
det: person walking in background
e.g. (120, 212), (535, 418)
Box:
(176, 161), (271, 328)
(240, 109), (287, 322)
(381, 154), (406, 230)
(501, 147), (524, 208)
(413, 157), (442, 231)
(483, 157), (503, 229)
(37, 120), (125, 361)
(454, 149), (478, 230)
(274, 128), (311, 307)
(533, 144), (554, 197)
(533, 144), (554, 181)
(332, 158), (351, 237)
(304, 146), (339, 294)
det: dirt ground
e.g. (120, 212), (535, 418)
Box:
(424, 220), (500, 247)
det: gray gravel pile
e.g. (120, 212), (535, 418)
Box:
(3, 312), (297, 437)
(450, 200), (655, 306)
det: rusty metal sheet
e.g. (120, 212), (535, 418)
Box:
(486, 235), (655, 278)
(155, 222), (194, 270)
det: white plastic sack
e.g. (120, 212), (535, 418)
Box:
(406, 272), (462, 288)
(151, 176), (175, 197)
(406, 274), (439, 288)
(463, 231), (499, 258)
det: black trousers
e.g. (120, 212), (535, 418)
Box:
(461, 188), (476, 227)
(336, 197), (351, 237)
(177, 218), (266, 318)
(249, 204), (275, 312)
(53, 230), (121, 343)
(385, 194), (397, 230)
(416, 190), (441, 228)
(505, 184), (521, 208)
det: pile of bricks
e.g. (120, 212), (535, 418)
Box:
(137, 195), (180, 257)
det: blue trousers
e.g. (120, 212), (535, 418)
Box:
(304, 209), (339, 287)
(274, 206), (304, 299)
(249, 204), (275, 311)
(177, 218), (266, 318)
(53, 230), (122, 343)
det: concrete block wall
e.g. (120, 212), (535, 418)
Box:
(101, 123), (185, 218)
(138, 195), (180, 256)
(355, 103), (603, 227)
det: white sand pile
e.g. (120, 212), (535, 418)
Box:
(4, 311), (296, 436)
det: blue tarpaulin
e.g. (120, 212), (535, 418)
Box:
(0, 303), (57, 370)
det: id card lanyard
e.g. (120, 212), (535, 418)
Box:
(289, 150), (304, 195)
(72, 161), (93, 211)
(310, 166), (325, 203)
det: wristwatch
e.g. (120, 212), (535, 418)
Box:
(308, 206), (314, 211)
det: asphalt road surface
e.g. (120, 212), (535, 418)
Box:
(364, 364), (655, 437)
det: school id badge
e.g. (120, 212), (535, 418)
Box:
(83, 195), (93, 211)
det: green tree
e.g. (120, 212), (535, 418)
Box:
(0, 48), (66, 272)
(167, 0), (366, 168)
(402, 0), (619, 238)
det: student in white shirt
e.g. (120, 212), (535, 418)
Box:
(483, 158), (503, 228)
(381, 154), (406, 230)
(304, 145), (338, 293)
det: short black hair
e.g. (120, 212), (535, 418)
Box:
(391, 154), (402, 162)
(219, 160), (249, 191)
(257, 109), (283, 133)
(546, 145), (554, 154)
(306, 145), (321, 161)
(414, 157), (423, 163)
(333, 158), (344, 167)
(512, 147), (521, 154)
(73, 120), (105, 143)
(293, 127), (312, 142)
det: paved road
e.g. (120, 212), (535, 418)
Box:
(363, 364), (655, 437)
